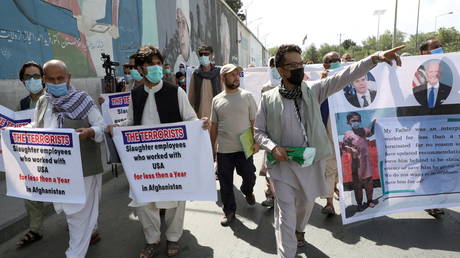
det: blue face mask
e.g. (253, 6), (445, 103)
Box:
(199, 56), (210, 66)
(179, 68), (186, 73)
(124, 74), (133, 82)
(164, 68), (171, 74)
(47, 82), (68, 97)
(130, 69), (143, 81)
(145, 65), (163, 84)
(179, 79), (185, 84)
(330, 61), (341, 69)
(430, 47), (444, 54)
(25, 78), (43, 94)
(351, 121), (361, 129)
(271, 68), (281, 80)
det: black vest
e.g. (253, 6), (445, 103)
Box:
(131, 81), (183, 125)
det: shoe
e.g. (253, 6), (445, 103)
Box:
(295, 231), (306, 247)
(220, 212), (235, 227)
(261, 198), (274, 207)
(357, 204), (365, 211)
(245, 193), (256, 206)
(321, 205), (335, 215)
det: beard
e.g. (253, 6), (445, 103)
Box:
(225, 83), (239, 89)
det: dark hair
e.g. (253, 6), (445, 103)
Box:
(346, 112), (361, 122)
(129, 53), (136, 60)
(275, 44), (302, 68)
(197, 45), (213, 54)
(134, 45), (164, 67)
(322, 51), (340, 64)
(122, 63), (131, 69)
(175, 72), (185, 79)
(269, 57), (275, 67)
(419, 42), (429, 53)
(19, 61), (43, 81)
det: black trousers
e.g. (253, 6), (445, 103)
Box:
(217, 152), (256, 215)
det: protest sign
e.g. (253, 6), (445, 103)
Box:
(327, 53), (460, 224)
(0, 105), (33, 171)
(1, 128), (86, 203)
(112, 120), (216, 203)
(100, 92), (130, 125)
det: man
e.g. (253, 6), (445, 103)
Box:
(210, 64), (259, 226)
(163, 63), (174, 83)
(31, 59), (105, 258)
(423, 38), (444, 54)
(107, 45), (209, 257)
(255, 44), (403, 258)
(343, 112), (376, 211)
(342, 53), (354, 62)
(346, 75), (377, 108)
(16, 61), (46, 248)
(317, 52), (342, 217)
(259, 57), (281, 208)
(413, 61), (451, 109)
(129, 53), (145, 89)
(176, 72), (186, 91)
(119, 63), (134, 91)
(188, 45), (222, 119)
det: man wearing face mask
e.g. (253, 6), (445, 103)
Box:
(210, 64), (259, 226)
(30, 59), (105, 258)
(343, 112), (376, 212)
(107, 45), (210, 257)
(15, 61), (46, 248)
(255, 44), (404, 257)
(163, 63), (174, 84)
(188, 45), (222, 119)
(129, 53), (145, 89)
(259, 57), (281, 208)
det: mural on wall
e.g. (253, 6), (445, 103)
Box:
(0, 0), (266, 80)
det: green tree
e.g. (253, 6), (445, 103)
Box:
(268, 46), (279, 57)
(225, 0), (246, 21)
(317, 43), (340, 62)
(341, 39), (356, 50)
(302, 44), (319, 63)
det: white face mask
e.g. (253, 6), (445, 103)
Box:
(25, 78), (43, 94)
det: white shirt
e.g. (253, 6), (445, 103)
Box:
(357, 90), (372, 108)
(427, 81), (439, 105)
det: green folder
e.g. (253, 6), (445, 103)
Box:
(239, 127), (255, 159)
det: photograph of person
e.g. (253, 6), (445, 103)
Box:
(342, 112), (377, 212)
(412, 60), (452, 109)
(345, 72), (377, 108)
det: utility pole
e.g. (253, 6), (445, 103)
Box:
(415, 0), (421, 52)
(392, 0), (398, 48)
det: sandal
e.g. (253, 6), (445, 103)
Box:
(167, 241), (180, 257)
(16, 230), (42, 248)
(90, 232), (101, 245)
(367, 201), (376, 208)
(425, 209), (444, 218)
(140, 243), (160, 258)
(295, 231), (306, 247)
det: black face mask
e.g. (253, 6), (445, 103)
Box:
(286, 67), (304, 85)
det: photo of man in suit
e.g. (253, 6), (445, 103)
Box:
(345, 74), (377, 108)
(413, 61), (451, 108)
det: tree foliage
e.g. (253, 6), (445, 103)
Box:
(268, 46), (279, 57)
(225, 0), (246, 21)
(300, 27), (460, 63)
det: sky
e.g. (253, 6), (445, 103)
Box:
(241, 0), (460, 49)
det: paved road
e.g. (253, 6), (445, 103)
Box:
(1, 152), (460, 257)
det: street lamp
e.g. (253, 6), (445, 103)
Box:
(435, 11), (453, 32)
(373, 9), (386, 50)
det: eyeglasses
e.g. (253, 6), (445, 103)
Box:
(199, 52), (210, 57)
(282, 62), (304, 69)
(23, 73), (41, 80)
